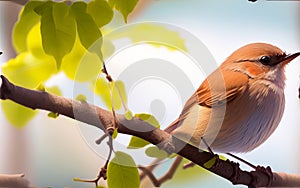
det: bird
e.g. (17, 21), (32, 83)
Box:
(166, 42), (300, 153)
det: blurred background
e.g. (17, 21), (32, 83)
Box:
(0, 0), (299, 187)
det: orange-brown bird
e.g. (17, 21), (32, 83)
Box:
(167, 43), (300, 153)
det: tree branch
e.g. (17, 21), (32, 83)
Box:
(0, 75), (299, 187)
(0, 0), (28, 6)
(0, 173), (30, 188)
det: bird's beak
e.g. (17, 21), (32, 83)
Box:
(279, 52), (300, 65)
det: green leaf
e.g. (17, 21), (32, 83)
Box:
(91, 77), (111, 108)
(36, 83), (46, 91)
(91, 78), (127, 110)
(127, 136), (150, 149)
(87, 0), (114, 28)
(46, 86), (62, 96)
(61, 34), (103, 82)
(71, 2), (102, 54)
(203, 157), (217, 169)
(127, 113), (160, 149)
(13, 1), (44, 53)
(36, 2), (76, 68)
(107, 151), (139, 188)
(102, 36), (115, 59)
(115, 80), (127, 108)
(26, 23), (49, 59)
(110, 23), (187, 52)
(1, 100), (37, 128)
(124, 110), (133, 120)
(75, 94), (87, 102)
(134, 113), (160, 128)
(2, 52), (56, 89)
(112, 128), (118, 139)
(48, 112), (59, 119)
(145, 146), (168, 159)
(108, 0), (139, 23)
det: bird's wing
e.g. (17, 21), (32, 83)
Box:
(196, 69), (249, 108)
(164, 69), (249, 133)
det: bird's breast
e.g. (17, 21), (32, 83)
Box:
(209, 82), (285, 153)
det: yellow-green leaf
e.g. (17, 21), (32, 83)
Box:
(71, 2), (102, 54)
(102, 36), (115, 59)
(2, 52), (56, 89)
(203, 156), (217, 169)
(115, 80), (127, 107)
(135, 113), (160, 128)
(48, 112), (59, 119)
(87, 0), (113, 28)
(61, 34), (103, 82)
(75, 94), (87, 102)
(112, 128), (118, 139)
(127, 136), (149, 149)
(124, 110), (133, 120)
(46, 86), (62, 96)
(127, 113), (160, 149)
(36, 83), (46, 91)
(108, 0), (138, 23)
(91, 78), (127, 110)
(107, 151), (139, 188)
(26, 23), (49, 59)
(110, 23), (187, 52)
(13, 1), (44, 53)
(36, 2), (76, 68)
(91, 77), (111, 108)
(145, 146), (168, 159)
(1, 100), (37, 128)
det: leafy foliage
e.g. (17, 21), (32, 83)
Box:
(107, 151), (140, 188)
(91, 78), (127, 110)
(108, 0), (139, 22)
(61, 35), (103, 82)
(75, 94), (87, 102)
(1, 101), (37, 128)
(145, 146), (169, 159)
(87, 0), (114, 28)
(127, 113), (160, 149)
(12, 1), (44, 53)
(1, 0), (196, 187)
(108, 23), (188, 52)
(35, 2), (76, 68)
(71, 2), (102, 54)
(3, 0), (130, 127)
(11, 0), (139, 71)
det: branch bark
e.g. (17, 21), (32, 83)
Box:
(0, 173), (30, 188)
(0, 0), (28, 6)
(0, 75), (299, 188)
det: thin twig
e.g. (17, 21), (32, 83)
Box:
(95, 132), (109, 145)
(157, 156), (183, 185)
(139, 156), (184, 187)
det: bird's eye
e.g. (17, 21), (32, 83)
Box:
(259, 56), (271, 65)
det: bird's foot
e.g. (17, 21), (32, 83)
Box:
(249, 165), (273, 188)
(227, 159), (240, 185)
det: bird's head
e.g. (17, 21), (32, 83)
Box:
(222, 43), (300, 84)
